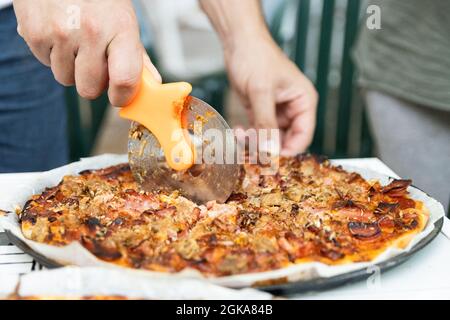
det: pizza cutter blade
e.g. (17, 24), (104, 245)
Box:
(127, 97), (240, 204)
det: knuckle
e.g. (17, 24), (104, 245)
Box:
(117, 10), (138, 29)
(111, 74), (139, 90)
(52, 24), (70, 42)
(27, 32), (46, 47)
(108, 95), (123, 107)
(255, 118), (276, 129)
(77, 87), (101, 100)
(52, 72), (71, 86)
(57, 77), (75, 87)
(83, 19), (101, 40)
(249, 83), (270, 95)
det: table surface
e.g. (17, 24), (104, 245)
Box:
(1, 158), (449, 299)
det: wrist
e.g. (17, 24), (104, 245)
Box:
(223, 28), (274, 56)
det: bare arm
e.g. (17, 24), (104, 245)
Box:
(199, 0), (269, 50)
(200, 0), (318, 154)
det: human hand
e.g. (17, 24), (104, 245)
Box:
(224, 33), (318, 156)
(13, 0), (161, 106)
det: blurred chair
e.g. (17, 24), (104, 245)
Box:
(271, 0), (373, 158)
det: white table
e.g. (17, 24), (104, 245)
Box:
(1, 158), (449, 299)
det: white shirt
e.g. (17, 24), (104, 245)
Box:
(0, 0), (12, 10)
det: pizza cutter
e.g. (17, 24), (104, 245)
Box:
(119, 68), (240, 204)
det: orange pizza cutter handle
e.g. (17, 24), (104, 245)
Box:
(119, 68), (194, 171)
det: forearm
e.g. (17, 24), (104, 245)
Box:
(199, 0), (272, 51)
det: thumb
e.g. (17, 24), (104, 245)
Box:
(107, 34), (143, 107)
(143, 51), (162, 83)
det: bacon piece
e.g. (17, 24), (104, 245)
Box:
(348, 221), (381, 240)
(374, 202), (399, 215)
(378, 216), (395, 233)
(81, 237), (122, 261)
(227, 192), (248, 202)
(381, 179), (412, 197)
(320, 248), (344, 261)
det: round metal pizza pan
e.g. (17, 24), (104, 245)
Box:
(5, 216), (443, 296)
(5, 172), (445, 296)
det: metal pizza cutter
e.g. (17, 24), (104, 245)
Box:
(119, 68), (240, 204)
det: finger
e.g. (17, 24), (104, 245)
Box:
(248, 89), (278, 130)
(17, 26), (52, 66)
(107, 33), (143, 106)
(281, 102), (316, 155)
(143, 51), (162, 83)
(14, 3), (52, 66)
(248, 89), (280, 154)
(74, 45), (108, 100)
(233, 125), (248, 147)
(276, 105), (291, 129)
(50, 44), (76, 86)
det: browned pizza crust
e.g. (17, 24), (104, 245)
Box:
(19, 155), (428, 276)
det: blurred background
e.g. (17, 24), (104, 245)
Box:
(68, 0), (371, 160)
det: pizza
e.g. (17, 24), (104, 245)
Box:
(19, 154), (429, 277)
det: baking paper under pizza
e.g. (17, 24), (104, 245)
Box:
(17, 154), (430, 278)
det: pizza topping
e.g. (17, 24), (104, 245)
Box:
(260, 192), (283, 206)
(154, 206), (177, 217)
(237, 210), (261, 230)
(227, 192), (247, 202)
(217, 254), (249, 274)
(347, 172), (362, 184)
(348, 221), (381, 240)
(320, 248), (345, 261)
(113, 218), (123, 225)
(374, 202), (399, 215)
(81, 237), (122, 261)
(333, 189), (365, 210)
(19, 209), (38, 224)
(176, 239), (200, 260)
(396, 197), (416, 210)
(378, 216), (395, 233)
(278, 237), (295, 254)
(41, 186), (59, 200)
(291, 204), (299, 215)
(285, 187), (305, 202)
(381, 179), (412, 197)
(86, 217), (101, 230)
(252, 236), (278, 253)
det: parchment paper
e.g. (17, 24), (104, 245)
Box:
(0, 267), (272, 299)
(0, 154), (445, 288)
